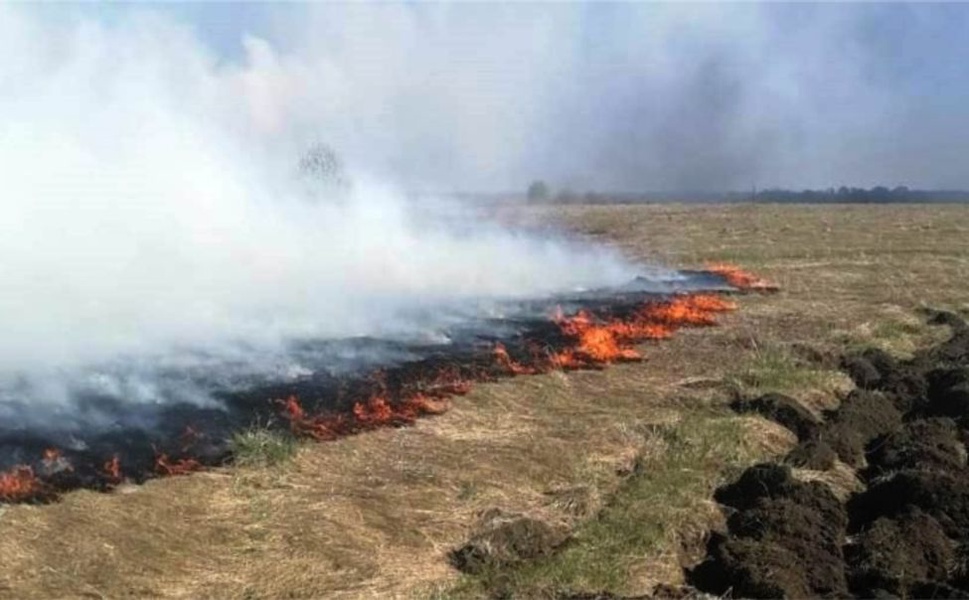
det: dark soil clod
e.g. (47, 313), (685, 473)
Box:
(449, 509), (569, 575)
(845, 508), (955, 597)
(785, 439), (838, 470)
(864, 418), (967, 479)
(730, 392), (822, 442)
(691, 312), (969, 599)
(848, 470), (969, 539)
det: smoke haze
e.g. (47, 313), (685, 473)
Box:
(0, 5), (639, 418)
(1, 3), (966, 417)
(146, 2), (969, 191)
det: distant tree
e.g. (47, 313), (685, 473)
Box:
(526, 180), (550, 203)
(298, 143), (352, 201)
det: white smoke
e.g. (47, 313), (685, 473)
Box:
(0, 6), (639, 417)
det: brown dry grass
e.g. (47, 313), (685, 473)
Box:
(2, 203), (969, 599)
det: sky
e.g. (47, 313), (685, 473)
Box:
(7, 2), (969, 192)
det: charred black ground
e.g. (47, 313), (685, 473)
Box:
(691, 309), (969, 598)
(0, 270), (739, 503)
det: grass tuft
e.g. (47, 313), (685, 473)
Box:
(229, 427), (298, 468)
(729, 345), (837, 394)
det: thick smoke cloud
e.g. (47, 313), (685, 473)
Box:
(1, 3), (966, 418)
(0, 6), (638, 417)
(177, 2), (966, 191)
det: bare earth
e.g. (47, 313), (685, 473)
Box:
(2, 203), (968, 599)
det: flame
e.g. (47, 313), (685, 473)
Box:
(155, 453), (202, 476)
(103, 455), (122, 482)
(494, 342), (538, 375)
(279, 391), (451, 442)
(421, 366), (473, 396)
(41, 447), (74, 474)
(0, 465), (41, 502)
(547, 293), (739, 369)
(549, 309), (642, 368)
(0, 269), (774, 502)
(706, 263), (778, 291)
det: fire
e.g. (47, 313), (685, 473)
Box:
(0, 267), (773, 503)
(421, 366), (473, 396)
(494, 342), (538, 375)
(103, 455), (122, 482)
(550, 310), (642, 368)
(546, 293), (738, 369)
(155, 453), (202, 476)
(632, 294), (735, 327)
(706, 263), (778, 292)
(0, 465), (42, 502)
(41, 447), (73, 474)
(279, 389), (452, 442)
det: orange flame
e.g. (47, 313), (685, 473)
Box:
(0, 465), (41, 502)
(547, 293), (739, 369)
(421, 366), (473, 396)
(103, 455), (122, 482)
(279, 391), (451, 442)
(706, 263), (778, 292)
(155, 454), (202, 476)
(494, 342), (538, 375)
(549, 309), (642, 368)
(273, 284), (767, 455)
(41, 447), (73, 474)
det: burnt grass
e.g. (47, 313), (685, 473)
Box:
(1, 278), (737, 503)
(691, 310), (969, 598)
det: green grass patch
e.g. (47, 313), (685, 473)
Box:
(443, 414), (767, 598)
(230, 427), (298, 468)
(728, 345), (836, 394)
(834, 315), (935, 359)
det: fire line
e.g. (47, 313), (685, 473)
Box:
(0, 265), (774, 504)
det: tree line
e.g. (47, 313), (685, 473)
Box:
(525, 181), (969, 204)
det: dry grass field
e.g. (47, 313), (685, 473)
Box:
(2, 203), (968, 599)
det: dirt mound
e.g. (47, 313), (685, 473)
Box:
(845, 508), (954, 596)
(689, 535), (832, 599)
(865, 418), (967, 478)
(784, 439), (837, 470)
(826, 389), (903, 442)
(692, 464), (849, 598)
(922, 310), (969, 365)
(702, 312), (969, 598)
(730, 393), (821, 441)
(713, 463), (842, 516)
(819, 390), (903, 466)
(728, 496), (845, 557)
(848, 470), (969, 539)
(449, 509), (569, 574)
(926, 366), (969, 419)
(842, 347), (928, 412)
(906, 581), (969, 600)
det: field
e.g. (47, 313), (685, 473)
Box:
(2, 203), (969, 599)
